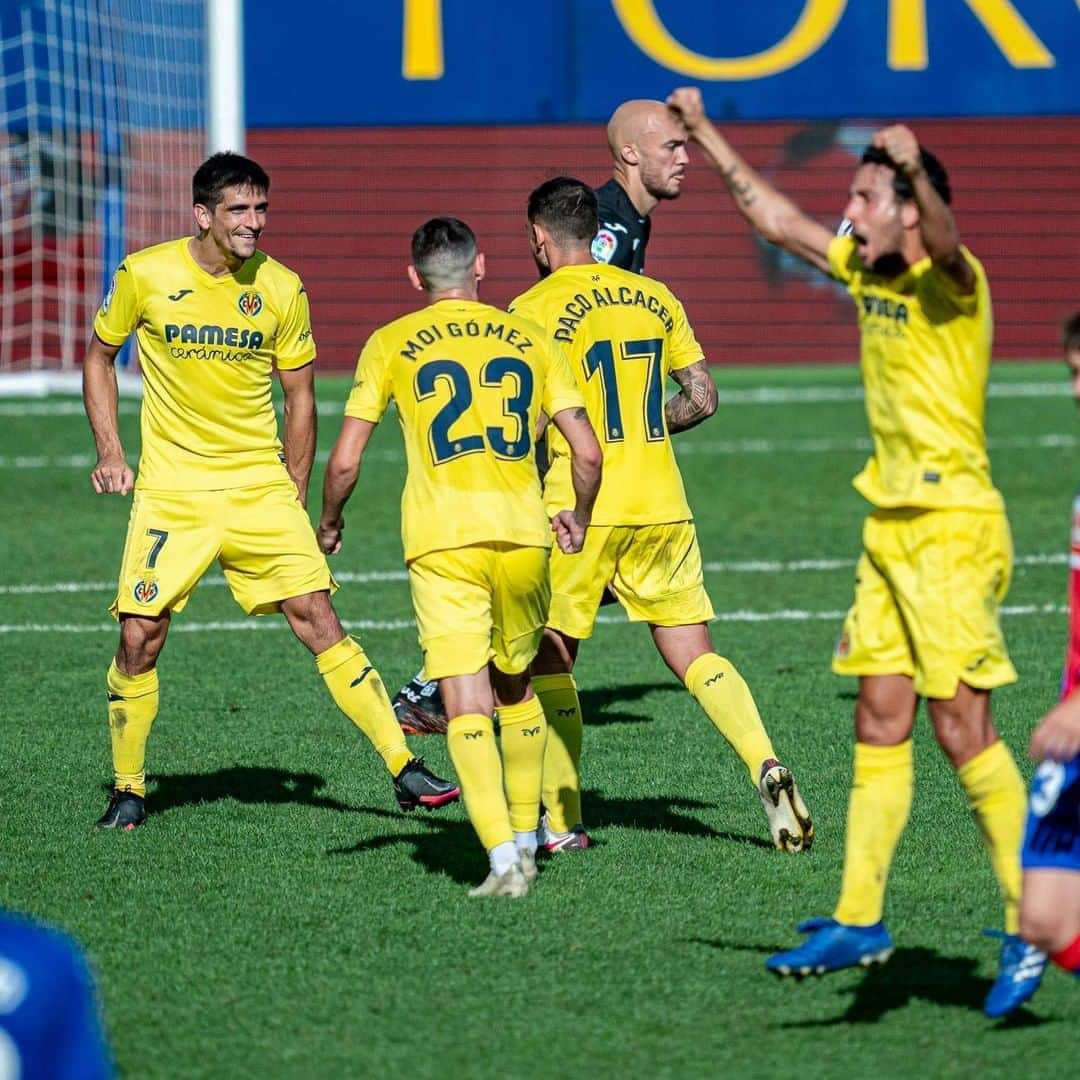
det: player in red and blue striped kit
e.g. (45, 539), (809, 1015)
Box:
(1016, 313), (1080, 995)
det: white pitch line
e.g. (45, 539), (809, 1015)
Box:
(0, 603), (1065, 636)
(1, 381), (1068, 419)
(2, 430), (1076, 470)
(0, 552), (1066, 598)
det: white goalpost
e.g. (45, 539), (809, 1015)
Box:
(0, 0), (242, 396)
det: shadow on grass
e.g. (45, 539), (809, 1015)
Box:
(578, 681), (682, 727)
(327, 814), (484, 885)
(584, 789), (774, 849)
(687, 942), (1054, 1026)
(144, 766), (358, 816)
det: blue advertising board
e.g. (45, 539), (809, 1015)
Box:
(246, 0), (1079, 125)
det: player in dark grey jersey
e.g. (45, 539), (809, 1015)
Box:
(591, 99), (689, 273)
(392, 100), (691, 733)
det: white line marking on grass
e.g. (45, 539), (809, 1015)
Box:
(0, 603), (1064, 636)
(3, 383), (1067, 417)
(0, 554), (1065, 597)
(3, 431), (1075, 470)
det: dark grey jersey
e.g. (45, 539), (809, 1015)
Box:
(592, 179), (651, 273)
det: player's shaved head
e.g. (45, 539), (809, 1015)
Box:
(606, 99), (688, 208)
(411, 217), (478, 291)
(607, 99), (682, 158)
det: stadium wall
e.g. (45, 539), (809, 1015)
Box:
(249, 117), (1080, 370)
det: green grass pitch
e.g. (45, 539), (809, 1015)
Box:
(1, 361), (1075, 1077)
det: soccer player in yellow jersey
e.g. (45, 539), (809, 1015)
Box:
(510, 177), (813, 856)
(667, 87), (1043, 1012)
(319, 218), (602, 897)
(82, 152), (459, 832)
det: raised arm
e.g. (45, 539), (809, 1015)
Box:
(667, 86), (834, 274)
(548, 406), (602, 554)
(666, 360), (718, 435)
(872, 124), (975, 295)
(278, 363), (317, 506)
(82, 334), (134, 496)
(318, 415), (378, 556)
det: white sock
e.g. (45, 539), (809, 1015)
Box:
(490, 841), (519, 876)
(514, 830), (538, 856)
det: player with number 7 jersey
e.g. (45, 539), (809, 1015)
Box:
(508, 176), (813, 855)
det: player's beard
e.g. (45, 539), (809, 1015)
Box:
(640, 159), (683, 202)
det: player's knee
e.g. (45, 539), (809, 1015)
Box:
(531, 628), (575, 675)
(1019, 896), (1066, 953)
(117, 614), (168, 673)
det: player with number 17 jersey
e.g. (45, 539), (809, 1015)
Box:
(343, 298), (584, 563)
(509, 261), (702, 528)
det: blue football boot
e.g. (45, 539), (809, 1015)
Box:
(982, 931), (1047, 1018)
(766, 917), (894, 978)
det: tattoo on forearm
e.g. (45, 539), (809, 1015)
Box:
(665, 362), (716, 434)
(721, 163), (757, 208)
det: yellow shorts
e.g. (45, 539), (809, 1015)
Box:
(832, 507), (1017, 699)
(548, 521), (715, 640)
(112, 480), (335, 618)
(408, 543), (550, 679)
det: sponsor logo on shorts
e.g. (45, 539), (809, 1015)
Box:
(591, 229), (618, 264)
(132, 579), (159, 605)
(238, 290), (263, 317)
(835, 631), (851, 659)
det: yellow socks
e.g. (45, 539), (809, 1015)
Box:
(106, 660), (160, 797)
(834, 740), (914, 926)
(496, 696), (547, 833)
(533, 673), (582, 833)
(447, 713), (513, 853)
(958, 740), (1026, 934)
(684, 653), (775, 785)
(316, 637), (411, 777)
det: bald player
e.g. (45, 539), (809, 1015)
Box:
(592, 98), (690, 273)
(391, 100), (691, 733)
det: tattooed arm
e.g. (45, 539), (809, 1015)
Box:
(667, 87), (834, 274)
(666, 360), (718, 435)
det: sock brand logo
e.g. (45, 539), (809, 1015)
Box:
(350, 666), (373, 687)
(522, 726), (542, 736)
(464, 731), (485, 740)
(556, 707), (577, 716)
(703, 672), (725, 686)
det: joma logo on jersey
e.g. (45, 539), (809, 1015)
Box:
(237, 291), (263, 317)
(164, 324), (265, 349)
(861, 295), (909, 324)
(132, 579), (159, 605)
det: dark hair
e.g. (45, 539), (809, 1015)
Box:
(192, 152), (270, 209)
(527, 177), (598, 244)
(410, 217), (478, 290)
(1063, 312), (1080, 352)
(860, 145), (951, 206)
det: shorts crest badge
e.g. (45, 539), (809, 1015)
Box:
(238, 291), (263, 318)
(133, 579), (160, 605)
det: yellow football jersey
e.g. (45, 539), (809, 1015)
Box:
(828, 234), (1002, 512)
(94, 238), (315, 491)
(510, 263), (703, 525)
(344, 298), (584, 562)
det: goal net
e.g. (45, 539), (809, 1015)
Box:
(0, 0), (205, 387)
